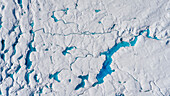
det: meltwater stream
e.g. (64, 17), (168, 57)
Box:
(0, 16), (2, 29)
(1, 39), (5, 51)
(10, 26), (22, 65)
(92, 28), (159, 87)
(24, 22), (36, 84)
(25, 70), (34, 84)
(61, 8), (69, 15)
(51, 11), (59, 22)
(25, 22), (36, 69)
(0, 39), (5, 61)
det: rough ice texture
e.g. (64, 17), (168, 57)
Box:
(0, 0), (170, 96)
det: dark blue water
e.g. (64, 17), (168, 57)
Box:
(49, 71), (60, 82)
(25, 22), (36, 69)
(45, 48), (48, 51)
(30, 92), (35, 96)
(92, 41), (129, 87)
(51, 11), (59, 22)
(1, 39), (5, 51)
(74, 0), (79, 9)
(25, 31), (36, 69)
(27, 3), (29, 10)
(30, 22), (34, 28)
(18, 55), (23, 60)
(7, 74), (13, 79)
(8, 25), (18, 35)
(69, 79), (71, 82)
(166, 40), (169, 45)
(92, 28), (159, 87)
(25, 43), (36, 69)
(2, 26), (23, 94)
(110, 24), (116, 30)
(5, 68), (14, 81)
(130, 36), (138, 46)
(0, 68), (2, 82)
(1, 5), (5, 10)
(4, 49), (8, 53)
(25, 70), (34, 84)
(39, 87), (43, 94)
(0, 16), (2, 29)
(6, 74), (14, 96)
(12, 9), (17, 20)
(95, 9), (101, 13)
(62, 46), (75, 55)
(75, 74), (88, 90)
(34, 74), (39, 82)
(50, 83), (52, 89)
(11, 27), (22, 57)
(18, 0), (23, 8)
(0, 74), (2, 82)
(115, 93), (125, 96)
(9, 26), (22, 66)
(15, 65), (21, 73)
(24, 22), (36, 85)
(0, 90), (2, 95)
(1, 53), (4, 61)
(61, 8), (69, 15)
(138, 29), (159, 40)
(16, 56), (22, 73)
(70, 57), (79, 71)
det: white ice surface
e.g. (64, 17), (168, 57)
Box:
(0, 0), (169, 96)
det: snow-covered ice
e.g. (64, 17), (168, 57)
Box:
(0, 0), (169, 96)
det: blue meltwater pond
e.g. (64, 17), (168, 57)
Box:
(62, 46), (75, 56)
(25, 22), (36, 69)
(51, 11), (59, 22)
(49, 71), (60, 82)
(75, 74), (88, 90)
(92, 28), (159, 87)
